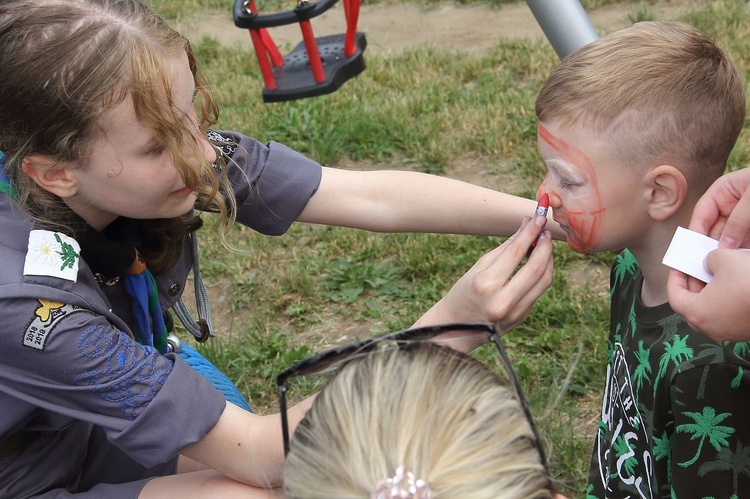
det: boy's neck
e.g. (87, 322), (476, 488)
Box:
(628, 216), (691, 308)
(635, 254), (672, 307)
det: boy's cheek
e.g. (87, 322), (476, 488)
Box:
(562, 225), (598, 254)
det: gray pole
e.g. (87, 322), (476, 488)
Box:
(525, 0), (599, 59)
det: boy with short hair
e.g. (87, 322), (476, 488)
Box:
(535, 21), (748, 497)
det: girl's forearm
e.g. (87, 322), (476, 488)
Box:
(299, 168), (563, 238)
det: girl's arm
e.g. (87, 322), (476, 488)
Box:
(179, 396), (315, 488)
(297, 167), (564, 239)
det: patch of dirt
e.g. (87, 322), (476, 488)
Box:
(179, 0), (696, 55)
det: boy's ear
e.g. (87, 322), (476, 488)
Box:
(22, 156), (78, 198)
(645, 164), (687, 221)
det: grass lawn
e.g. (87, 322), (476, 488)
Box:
(145, 0), (750, 494)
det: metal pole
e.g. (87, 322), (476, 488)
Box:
(525, 0), (599, 59)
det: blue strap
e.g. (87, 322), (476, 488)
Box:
(178, 344), (252, 412)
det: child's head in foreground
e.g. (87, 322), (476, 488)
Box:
(535, 21), (745, 254)
(283, 342), (558, 499)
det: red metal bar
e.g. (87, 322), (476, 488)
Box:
(245, 0), (282, 87)
(248, 29), (277, 91)
(299, 20), (325, 83)
(260, 29), (285, 67)
(343, 0), (359, 57)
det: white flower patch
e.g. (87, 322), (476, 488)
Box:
(24, 230), (81, 282)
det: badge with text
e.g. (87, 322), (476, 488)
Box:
(23, 299), (94, 350)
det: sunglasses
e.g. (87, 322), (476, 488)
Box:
(276, 322), (547, 471)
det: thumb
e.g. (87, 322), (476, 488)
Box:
(703, 248), (740, 274)
(718, 191), (750, 248)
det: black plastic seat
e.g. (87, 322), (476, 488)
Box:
(234, 0), (366, 103)
(261, 32), (366, 102)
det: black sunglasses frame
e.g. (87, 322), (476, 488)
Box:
(276, 322), (547, 470)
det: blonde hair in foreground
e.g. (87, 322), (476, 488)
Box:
(284, 342), (554, 499)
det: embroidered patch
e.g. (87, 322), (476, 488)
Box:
(24, 230), (81, 282)
(23, 299), (95, 350)
(75, 327), (173, 420)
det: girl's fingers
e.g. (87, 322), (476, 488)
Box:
(488, 230), (554, 328)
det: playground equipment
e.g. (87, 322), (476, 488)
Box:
(233, 0), (599, 103)
(526, 0), (599, 59)
(233, 0), (366, 102)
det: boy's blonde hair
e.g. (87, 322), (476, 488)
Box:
(536, 21), (745, 192)
(284, 342), (554, 499)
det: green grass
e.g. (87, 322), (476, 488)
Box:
(147, 0), (750, 495)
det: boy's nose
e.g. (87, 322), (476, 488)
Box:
(537, 178), (561, 209)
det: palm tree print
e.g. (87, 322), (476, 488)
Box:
(612, 434), (639, 478)
(655, 314), (686, 346)
(633, 340), (652, 393)
(626, 299), (636, 341)
(608, 326), (623, 363)
(698, 440), (750, 496)
(656, 335), (694, 397)
(653, 431), (673, 481)
(733, 342), (750, 358)
(677, 406), (734, 468)
(612, 250), (638, 298)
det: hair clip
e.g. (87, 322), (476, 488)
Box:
(371, 465), (432, 499)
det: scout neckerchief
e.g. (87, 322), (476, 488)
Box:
(78, 218), (168, 354)
(0, 153), (168, 353)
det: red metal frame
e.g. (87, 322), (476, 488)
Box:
(247, 0), (361, 90)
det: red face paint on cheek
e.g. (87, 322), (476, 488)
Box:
(565, 208), (605, 253)
(538, 123), (606, 252)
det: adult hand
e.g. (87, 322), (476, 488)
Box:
(689, 167), (750, 248)
(667, 249), (750, 341)
(413, 215), (554, 337)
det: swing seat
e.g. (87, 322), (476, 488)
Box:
(234, 0), (365, 103)
(263, 31), (366, 103)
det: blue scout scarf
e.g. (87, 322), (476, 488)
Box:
(77, 218), (169, 354)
